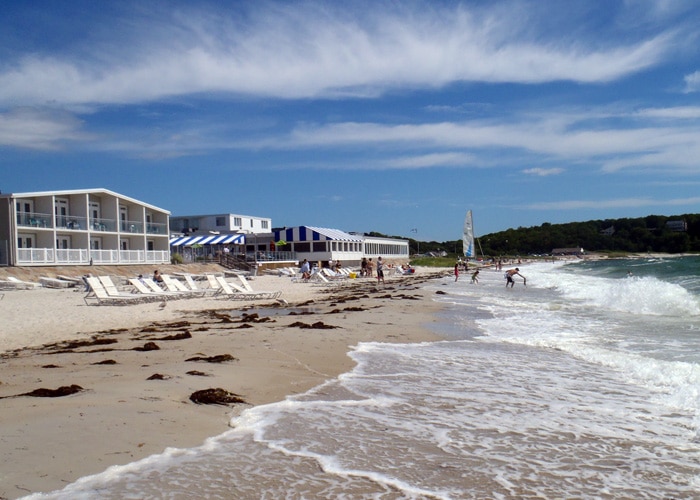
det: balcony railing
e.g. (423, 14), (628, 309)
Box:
(89, 218), (117, 232)
(17, 212), (52, 228)
(146, 222), (167, 234)
(121, 220), (143, 233)
(56, 215), (88, 230)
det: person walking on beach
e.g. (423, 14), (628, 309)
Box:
(376, 257), (385, 284)
(366, 258), (374, 278)
(454, 262), (459, 282)
(505, 267), (525, 288)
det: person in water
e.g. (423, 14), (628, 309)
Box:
(471, 268), (480, 284)
(505, 267), (526, 288)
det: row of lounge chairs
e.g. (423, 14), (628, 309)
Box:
(84, 274), (281, 306)
(0, 276), (40, 290)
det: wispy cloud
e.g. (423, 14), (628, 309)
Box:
(384, 152), (474, 169)
(279, 113), (700, 174)
(0, 2), (680, 107)
(0, 108), (92, 150)
(524, 196), (700, 210)
(522, 167), (564, 176)
(683, 71), (700, 92)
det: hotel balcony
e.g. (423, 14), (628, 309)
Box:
(17, 213), (166, 235)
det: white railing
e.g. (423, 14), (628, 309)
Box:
(17, 248), (170, 265)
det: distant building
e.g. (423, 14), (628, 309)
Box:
(168, 213), (272, 261)
(0, 188), (170, 267)
(169, 213), (271, 236)
(665, 220), (687, 232)
(552, 247), (585, 256)
(600, 226), (615, 236)
(273, 226), (409, 267)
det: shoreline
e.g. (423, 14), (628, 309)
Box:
(0, 269), (448, 499)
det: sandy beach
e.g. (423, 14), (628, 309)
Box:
(0, 265), (447, 499)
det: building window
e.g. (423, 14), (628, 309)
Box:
(216, 216), (226, 226)
(261, 220), (269, 229)
(234, 217), (242, 227)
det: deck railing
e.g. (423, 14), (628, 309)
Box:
(16, 212), (53, 228)
(16, 248), (170, 265)
(16, 214), (167, 235)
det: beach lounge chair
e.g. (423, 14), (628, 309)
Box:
(39, 277), (75, 288)
(236, 274), (282, 299)
(128, 278), (182, 300)
(206, 274), (225, 295)
(214, 276), (258, 300)
(84, 277), (142, 306)
(98, 276), (153, 303)
(310, 272), (343, 287)
(0, 276), (39, 290)
(162, 275), (206, 298)
(183, 274), (217, 296)
(321, 268), (347, 280)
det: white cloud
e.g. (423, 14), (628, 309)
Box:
(0, 3), (679, 107)
(683, 71), (700, 93)
(277, 117), (696, 173)
(384, 152), (474, 169)
(0, 108), (91, 150)
(525, 196), (700, 210)
(522, 167), (564, 176)
(636, 106), (700, 118)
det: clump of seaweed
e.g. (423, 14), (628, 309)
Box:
(288, 321), (339, 329)
(189, 388), (247, 406)
(0, 385), (84, 399)
(133, 342), (160, 352)
(185, 354), (237, 363)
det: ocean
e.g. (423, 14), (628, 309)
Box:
(27, 256), (700, 499)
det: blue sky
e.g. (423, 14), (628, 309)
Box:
(2, 0), (700, 242)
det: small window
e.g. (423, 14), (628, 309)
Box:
(234, 217), (242, 226)
(295, 242), (311, 252)
(261, 220), (269, 229)
(216, 216), (226, 226)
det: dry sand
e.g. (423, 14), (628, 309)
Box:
(0, 266), (449, 499)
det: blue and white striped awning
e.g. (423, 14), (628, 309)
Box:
(169, 234), (245, 246)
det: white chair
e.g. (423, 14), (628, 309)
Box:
(236, 274), (282, 299)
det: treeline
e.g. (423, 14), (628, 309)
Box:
(384, 214), (700, 256)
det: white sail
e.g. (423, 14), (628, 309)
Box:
(463, 210), (475, 258)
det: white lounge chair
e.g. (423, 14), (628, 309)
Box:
(214, 276), (258, 300)
(0, 276), (38, 290)
(183, 274), (217, 296)
(128, 278), (182, 300)
(40, 277), (76, 288)
(310, 272), (343, 287)
(236, 274), (282, 299)
(162, 275), (206, 298)
(84, 277), (143, 306)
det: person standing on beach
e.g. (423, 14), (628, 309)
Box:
(300, 259), (311, 280)
(376, 257), (385, 284)
(471, 268), (479, 284)
(505, 267), (525, 288)
(367, 258), (374, 278)
(454, 263), (459, 282)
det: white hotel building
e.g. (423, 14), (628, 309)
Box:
(0, 189), (171, 267)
